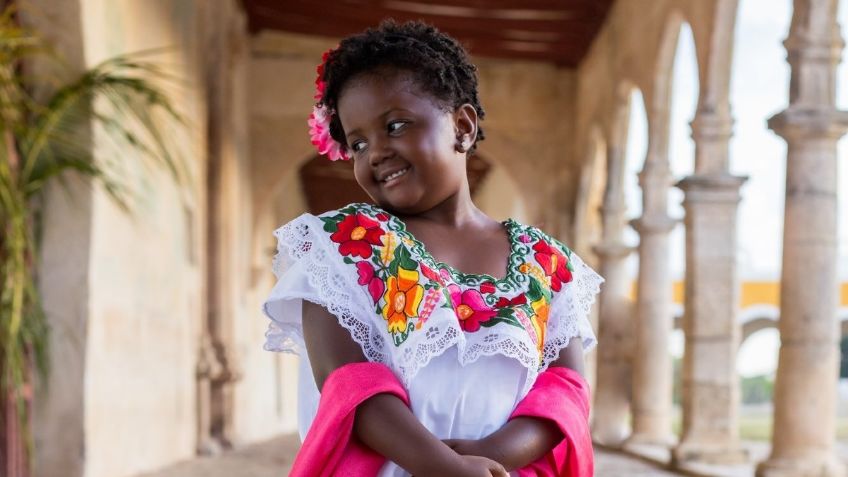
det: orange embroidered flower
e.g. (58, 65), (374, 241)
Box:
(530, 297), (550, 351)
(382, 267), (424, 333)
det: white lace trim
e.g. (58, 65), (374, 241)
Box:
(262, 211), (604, 393)
(540, 252), (604, 372)
(262, 214), (389, 365)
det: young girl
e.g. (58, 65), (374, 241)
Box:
(263, 20), (603, 477)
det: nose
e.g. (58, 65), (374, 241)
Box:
(367, 136), (394, 167)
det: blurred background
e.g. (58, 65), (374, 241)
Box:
(2, 0), (847, 476)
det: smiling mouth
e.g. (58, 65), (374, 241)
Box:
(381, 167), (410, 183)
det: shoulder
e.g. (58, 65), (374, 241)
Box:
(511, 221), (574, 260)
(279, 203), (390, 238)
(510, 221), (576, 293)
(314, 202), (390, 229)
(310, 203), (393, 259)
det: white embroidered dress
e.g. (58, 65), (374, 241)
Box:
(262, 203), (603, 476)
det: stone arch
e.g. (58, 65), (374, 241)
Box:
(738, 305), (780, 345)
(572, 125), (608, 256)
(621, 86), (648, 260)
(680, 0), (736, 121)
(599, 81), (640, 231)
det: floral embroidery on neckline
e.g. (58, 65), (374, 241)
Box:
(319, 202), (576, 351)
(370, 204), (524, 289)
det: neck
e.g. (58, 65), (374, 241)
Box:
(395, 183), (486, 229)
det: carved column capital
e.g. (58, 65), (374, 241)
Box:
(768, 108), (848, 141)
(676, 173), (748, 204)
(592, 241), (635, 260)
(629, 215), (679, 235)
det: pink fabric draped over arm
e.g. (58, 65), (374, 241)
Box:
(512, 366), (594, 477)
(289, 362), (409, 477)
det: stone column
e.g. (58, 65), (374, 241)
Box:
(626, 159), (678, 448)
(756, 0), (848, 475)
(674, 169), (747, 465)
(591, 144), (635, 447)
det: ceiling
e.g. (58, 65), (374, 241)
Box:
(241, 0), (615, 66)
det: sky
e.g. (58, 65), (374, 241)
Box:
(620, 0), (848, 376)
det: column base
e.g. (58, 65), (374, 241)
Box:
(671, 440), (748, 467)
(623, 431), (677, 450)
(591, 423), (630, 448)
(756, 454), (846, 477)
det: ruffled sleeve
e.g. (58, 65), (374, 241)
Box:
(540, 248), (603, 370)
(262, 213), (390, 366)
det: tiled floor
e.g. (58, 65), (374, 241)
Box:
(136, 434), (684, 477)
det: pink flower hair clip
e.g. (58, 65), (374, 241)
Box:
(308, 48), (350, 162)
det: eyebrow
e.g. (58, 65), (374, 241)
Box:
(345, 108), (413, 139)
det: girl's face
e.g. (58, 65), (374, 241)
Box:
(336, 71), (477, 214)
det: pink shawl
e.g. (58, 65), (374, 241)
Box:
(288, 362), (592, 476)
(510, 366), (594, 477)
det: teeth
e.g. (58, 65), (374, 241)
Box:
(383, 168), (409, 182)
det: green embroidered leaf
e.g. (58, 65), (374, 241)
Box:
(392, 321), (415, 346)
(496, 307), (514, 319)
(527, 276), (544, 302)
(343, 256), (354, 264)
(320, 216), (339, 233)
(481, 316), (523, 328)
(395, 245), (417, 270)
(388, 258), (399, 277)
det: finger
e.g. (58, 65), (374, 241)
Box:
(489, 462), (508, 477)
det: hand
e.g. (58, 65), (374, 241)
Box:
(444, 438), (508, 468)
(443, 438), (486, 458)
(451, 454), (509, 477)
(412, 442), (507, 477)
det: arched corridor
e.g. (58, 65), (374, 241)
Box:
(18, 1), (848, 477)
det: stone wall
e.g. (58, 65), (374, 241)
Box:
(28, 1), (298, 476)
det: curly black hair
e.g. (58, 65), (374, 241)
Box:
(319, 19), (486, 155)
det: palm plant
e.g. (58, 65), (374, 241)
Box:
(0, 7), (184, 474)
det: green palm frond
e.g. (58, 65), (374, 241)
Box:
(0, 5), (186, 470)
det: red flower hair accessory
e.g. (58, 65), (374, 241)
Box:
(308, 48), (350, 162)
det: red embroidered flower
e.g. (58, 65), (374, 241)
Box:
(480, 281), (496, 294)
(532, 240), (573, 291)
(420, 263), (444, 285)
(518, 234), (532, 244)
(376, 212), (389, 222)
(447, 284), (497, 332)
(356, 261), (385, 303)
(495, 294), (527, 308)
(330, 213), (385, 258)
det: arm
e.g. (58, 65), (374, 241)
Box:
(302, 301), (507, 477)
(445, 339), (585, 471)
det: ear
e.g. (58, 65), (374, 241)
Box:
(453, 103), (478, 153)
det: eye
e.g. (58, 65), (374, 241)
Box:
(350, 140), (367, 153)
(387, 120), (408, 134)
